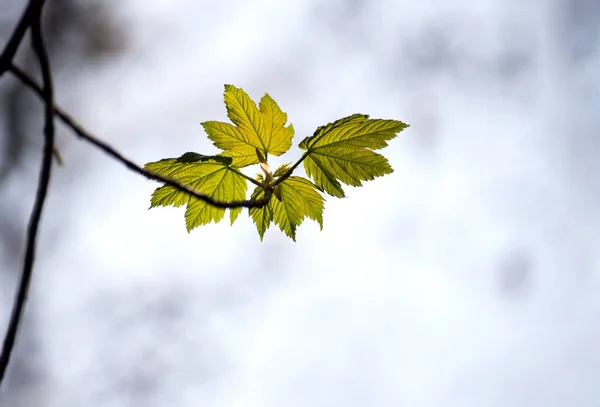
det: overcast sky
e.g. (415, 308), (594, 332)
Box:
(1, 0), (600, 406)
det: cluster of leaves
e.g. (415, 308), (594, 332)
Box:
(144, 85), (409, 240)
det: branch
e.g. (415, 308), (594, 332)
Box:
(8, 64), (272, 210)
(2, 2), (277, 386)
(0, 0), (283, 391)
(230, 167), (263, 188)
(0, 0), (52, 385)
(0, 2), (39, 75)
(272, 151), (309, 187)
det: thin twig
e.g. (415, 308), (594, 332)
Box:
(8, 64), (272, 209)
(0, 0), (51, 385)
(272, 151), (310, 187)
(0, 0), (279, 391)
(230, 167), (263, 188)
(0, 2), (38, 75)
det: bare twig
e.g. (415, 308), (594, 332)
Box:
(0, 0), (275, 388)
(0, 2), (38, 75)
(8, 64), (272, 209)
(0, 0), (52, 385)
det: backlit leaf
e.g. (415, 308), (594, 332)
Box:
(145, 153), (247, 231)
(273, 163), (292, 178)
(249, 176), (324, 241)
(201, 85), (294, 167)
(145, 85), (408, 241)
(299, 114), (408, 197)
(249, 187), (272, 240)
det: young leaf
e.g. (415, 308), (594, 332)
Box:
(249, 187), (272, 240)
(255, 148), (266, 163)
(145, 85), (409, 241)
(259, 93), (294, 156)
(249, 176), (324, 241)
(145, 153), (247, 231)
(298, 114), (409, 197)
(201, 85), (294, 167)
(273, 185), (282, 202)
(273, 163), (292, 178)
(271, 176), (325, 241)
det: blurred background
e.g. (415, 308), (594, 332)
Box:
(1, 0), (599, 406)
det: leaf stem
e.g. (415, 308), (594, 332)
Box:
(272, 151), (310, 187)
(230, 167), (262, 188)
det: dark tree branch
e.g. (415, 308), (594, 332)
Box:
(0, 2), (39, 75)
(0, 0), (52, 385)
(0, 0), (275, 389)
(7, 64), (273, 209)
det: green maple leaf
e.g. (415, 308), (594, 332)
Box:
(298, 114), (409, 197)
(201, 84), (294, 167)
(144, 153), (247, 231)
(249, 176), (324, 241)
(145, 85), (408, 240)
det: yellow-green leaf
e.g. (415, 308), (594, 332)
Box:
(259, 93), (294, 156)
(201, 85), (294, 167)
(299, 114), (408, 197)
(248, 177), (325, 241)
(201, 121), (258, 167)
(273, 185), (282, 201)
(270, 177), (325, 241)
(273, 163), (292, 178)
(145, 85), (409, 241)
(144, 153), (247, 231)
(249, 187), (272, 241)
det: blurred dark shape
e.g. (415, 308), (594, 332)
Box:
(403, 23), (458, 74)
(555, 0), (600, 211)
(495, 46), (533, 82)
(318, 0), (367, 21)
(399, 20), (535, 84)
(497, 248), (534, 300)
(312, 1), (538, 93)
(0, 0), (126, 189)
(311, 0), (370, 48)
(0, 1), (125, 405)
(44, 1), (126, 61)
(559, 0), (600, 63)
